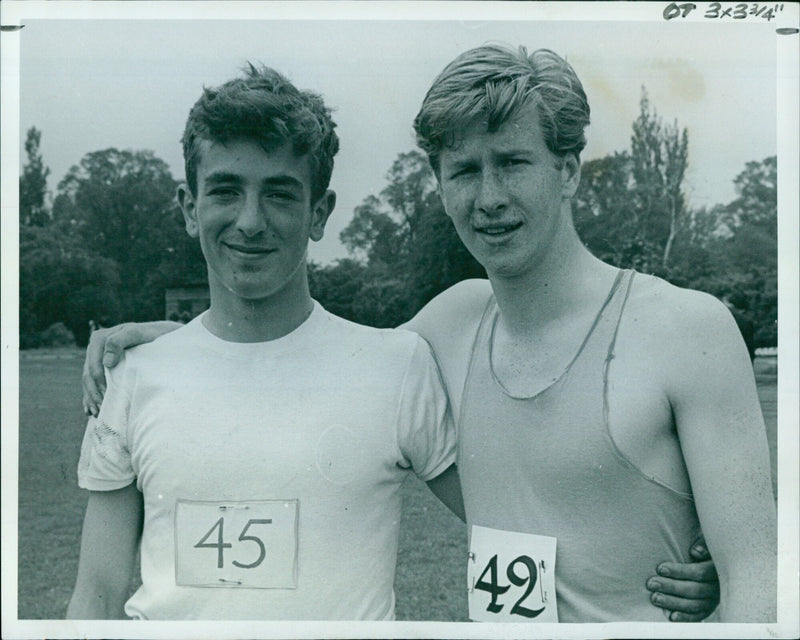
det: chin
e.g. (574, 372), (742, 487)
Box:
(221, 280), (279, 301)
(482, 255), (531, 280)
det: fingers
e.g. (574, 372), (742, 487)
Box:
(102, 330), (127, 369)
(655, 558), (719, 584)
(83, 329), (106, 416)
(81, 326), (126, 417)
(647, 589), (717, 619)
(646, 559), (720, 623)
(689, 535), (711, 561)
(667, 610), (713, 622)
(646, 572), (718, 601)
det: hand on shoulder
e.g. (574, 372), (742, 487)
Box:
(83, 320), (183, 417)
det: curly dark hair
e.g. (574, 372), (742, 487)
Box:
(182, 63), (339, 201)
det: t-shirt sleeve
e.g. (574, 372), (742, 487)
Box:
(396, 335), (457, 482)
(77, 360), (136, 491)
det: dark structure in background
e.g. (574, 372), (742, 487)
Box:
(164, 284), (209, 323)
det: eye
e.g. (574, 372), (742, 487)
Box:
(448, 166), (478, 180)
(207, 187), (238, 199)
(266, 191), (298, 202)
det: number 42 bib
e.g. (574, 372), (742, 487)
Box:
(468, 525), (558, 622)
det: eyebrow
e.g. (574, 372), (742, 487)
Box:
(203, 172), (305, 191)
(445, 158), (479, 171)
(203, 172), (243, 187)
(444, 149), (533, 171)
(261, 175), (305, 191)
(495, 149), (533, 158)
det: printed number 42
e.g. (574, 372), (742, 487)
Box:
(194, 517), (272, 569)
(475, 554), (545, 618)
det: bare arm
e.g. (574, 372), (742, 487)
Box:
(83, 322), (181, 416)
(66, 483), (144, 619)
(669, 298), (777, 622)
(425, 463), (466, 522)
(400, 279), (493, 420)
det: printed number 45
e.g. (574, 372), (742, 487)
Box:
(195, 517), (272, 569)
(475, 554), (545, 619)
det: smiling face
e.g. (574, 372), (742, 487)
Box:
(178, 138), (334, 306)
(436, 106), (580, 280)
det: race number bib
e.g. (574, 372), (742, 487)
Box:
(468, 525), (558, 622)
(175, 499), (298, 589)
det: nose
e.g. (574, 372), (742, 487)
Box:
(235, 194), (267, 237)
(476, 170), (508, 215)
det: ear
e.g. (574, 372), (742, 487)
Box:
(176, 183), (199, 238)
(309, 190), (336, 242)
(561, 154), (581, 199)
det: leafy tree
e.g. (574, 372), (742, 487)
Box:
(630, 89), (689, 271)
(410, 192), (485, 309)
(722, 156), (777, 233)
(308, 259), (368, 322)
(338, 150), (484, 325)
(52, 148), (201, 320)
(575, 90), (690, 275)
(704, 157), (778, 350)
(19, 127), (50, 227)
(573, 152), (654, 270)
(19, 225), (122, 347)
(341, 196), (404, 266)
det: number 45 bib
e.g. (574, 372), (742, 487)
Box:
(175, 499), (299, 589)
(468, 525), (558, 622)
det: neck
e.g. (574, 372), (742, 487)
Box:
(203, 266), (314, 343)
(488, 225), (618, 336)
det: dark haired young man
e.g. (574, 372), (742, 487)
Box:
(67, 65), (460, 620)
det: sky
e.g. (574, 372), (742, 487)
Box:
(7, 2), (786, 264)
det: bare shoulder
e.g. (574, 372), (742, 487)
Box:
(401, 279), (494, 407)
(402, 278), (493, 345)
(621, 273), (751, 389)
(626, 273), (740, 343)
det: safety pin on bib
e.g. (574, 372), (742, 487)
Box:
(539, 559), (547, 602)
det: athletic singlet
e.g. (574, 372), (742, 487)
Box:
(457, 269), (703, 622)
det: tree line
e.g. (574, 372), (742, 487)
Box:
(19, 91), (777, 353)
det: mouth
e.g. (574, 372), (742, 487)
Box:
(474, 221), (523, 238)
(223, 243), (275, 257)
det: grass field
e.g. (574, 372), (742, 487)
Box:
(16, 349), (777, 621)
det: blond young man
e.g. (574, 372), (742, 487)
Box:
(404, 45), (775, 622)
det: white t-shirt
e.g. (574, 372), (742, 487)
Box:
(78, 302), (456, 620)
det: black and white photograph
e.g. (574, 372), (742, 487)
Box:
(1, 2), (798, 639)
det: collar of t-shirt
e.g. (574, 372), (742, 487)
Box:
(185, 300), (328, 359)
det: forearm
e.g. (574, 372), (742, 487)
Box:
(66, 579), (129, 619)
(668, 299), (778, 622)
(716, 544), (777, 622)
(67, 485), (143, 619)
(686, 451), (776, 622)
